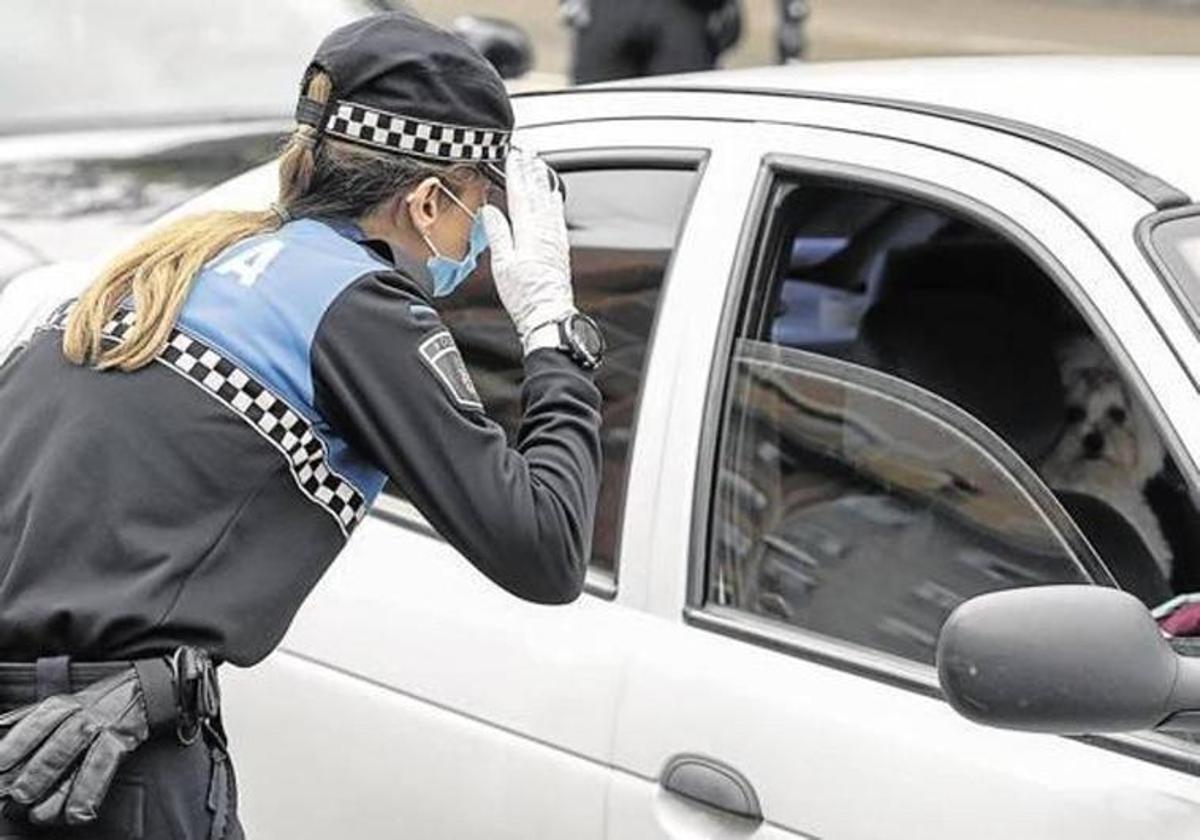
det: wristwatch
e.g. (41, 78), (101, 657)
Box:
(524, 311), (605, 370)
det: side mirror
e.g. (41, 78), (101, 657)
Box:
(936, 585), (1200, 734)
(451, 16), (534, 80)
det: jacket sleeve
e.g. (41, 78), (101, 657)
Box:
(310, 269), (603, 604)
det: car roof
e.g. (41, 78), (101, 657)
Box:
(602, 56), (1200, 202)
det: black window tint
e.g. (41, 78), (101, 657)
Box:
(389, 166), (699, 579)
(711, 340), (1088, 665)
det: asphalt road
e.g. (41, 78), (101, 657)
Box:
(410, 0), (1200, 80)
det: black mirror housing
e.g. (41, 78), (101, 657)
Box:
(937, 585), (1200, 734)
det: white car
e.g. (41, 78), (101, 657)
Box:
(27, 56), (1200, 838)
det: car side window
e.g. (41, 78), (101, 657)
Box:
(388, 163), (701, 580)
(712, 340), (1090, 664)
(705, 175), (1200, 666)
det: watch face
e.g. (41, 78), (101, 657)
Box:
(570, 316), (604, 358)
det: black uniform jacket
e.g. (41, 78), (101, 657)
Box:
(0, 217), (602, 666)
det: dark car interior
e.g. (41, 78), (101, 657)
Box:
(412, 166), (698, 579)
(716, 180), (1200, 662)
(438, 242), (666, 578)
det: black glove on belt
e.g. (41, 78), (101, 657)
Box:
(0, 648), (215, 827)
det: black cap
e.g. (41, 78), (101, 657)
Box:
(296, 12), (514, 172)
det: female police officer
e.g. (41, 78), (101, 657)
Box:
(0, 11), (602, 838)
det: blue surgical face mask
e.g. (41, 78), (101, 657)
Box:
(422, 183), (489, 298)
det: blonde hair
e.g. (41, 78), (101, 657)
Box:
(63, 71), (476, 371)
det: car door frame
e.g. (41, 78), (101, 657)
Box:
(370, 115), (766, 615)
(593, 117), (1200, 839)
(682, 136), (1200, 775)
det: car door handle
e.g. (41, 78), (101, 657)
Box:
(659, 753), (763, 822)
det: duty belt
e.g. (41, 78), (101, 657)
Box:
(0, 647), (222, 745)
(0, 648), (233, 839)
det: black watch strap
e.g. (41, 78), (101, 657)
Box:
(557, 312), (604, 371)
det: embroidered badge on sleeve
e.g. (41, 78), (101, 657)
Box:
(418, 329), (484, 412)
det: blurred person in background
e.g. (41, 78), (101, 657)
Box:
(561, 0), (743, 84)
(777, 0), (810, 62)
(0, 10), (602, 838)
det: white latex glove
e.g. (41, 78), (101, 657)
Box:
(480, 150), (575, 353)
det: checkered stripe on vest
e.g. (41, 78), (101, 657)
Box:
(46, 306), (367, 536)
(325, 100), (510, 163)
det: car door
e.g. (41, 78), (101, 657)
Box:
(606, 120), (1200, 839)
(219, 122), (709, 838)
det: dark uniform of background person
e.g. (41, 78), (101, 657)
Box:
(777, 0), (811, 62)
(0, 12), (603, 839)
(562, 0), (743, 84)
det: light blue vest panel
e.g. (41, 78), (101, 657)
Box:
(177, 219), (389, 503)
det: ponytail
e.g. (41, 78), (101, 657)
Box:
(62, 72), (335, 371)
(278, 72), (331, 206)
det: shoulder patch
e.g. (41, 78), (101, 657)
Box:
(418, 329), (484, 412)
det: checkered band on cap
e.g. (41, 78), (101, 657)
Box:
(43, 305), (368, 537)
(324, 100), (510, 163)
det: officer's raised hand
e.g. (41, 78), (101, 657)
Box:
(480, 150), (575, 353)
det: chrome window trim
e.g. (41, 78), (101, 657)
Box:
(689, 151), (1200, 776)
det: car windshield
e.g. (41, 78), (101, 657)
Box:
(1151, 214), (1200, 320)
(0, 0), (375, 133)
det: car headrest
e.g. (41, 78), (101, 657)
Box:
(851, 239), (1066, 462)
